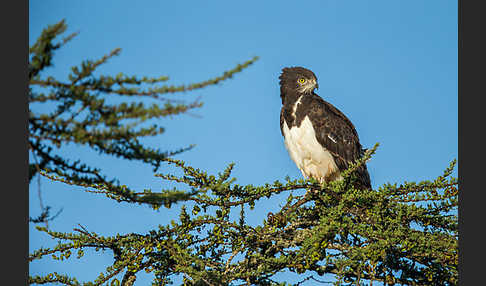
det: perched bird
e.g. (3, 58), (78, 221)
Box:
(279, 66), (371, 189)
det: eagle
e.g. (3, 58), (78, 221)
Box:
(279, 66), (371, 189)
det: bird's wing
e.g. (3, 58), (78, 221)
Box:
(305, 95), (371, 187)
(279, 108), (285, 136)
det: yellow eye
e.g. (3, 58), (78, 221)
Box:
(298, 78), (306, 84)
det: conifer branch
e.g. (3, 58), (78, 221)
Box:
(29, 20), (259, 219)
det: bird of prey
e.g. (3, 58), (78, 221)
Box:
(279, 66), (371, 189)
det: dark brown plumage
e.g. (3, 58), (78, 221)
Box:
(279, 66), (371, 189)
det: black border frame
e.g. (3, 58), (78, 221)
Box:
(5, 0), (29, 285)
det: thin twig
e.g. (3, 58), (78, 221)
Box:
(29, 143), (48, 229)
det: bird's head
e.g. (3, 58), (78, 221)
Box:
(279, 66), (319, 96)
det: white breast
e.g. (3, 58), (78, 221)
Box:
(282, 116), (342, 183)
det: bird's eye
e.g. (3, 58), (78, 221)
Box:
(298, 78), (306, 84)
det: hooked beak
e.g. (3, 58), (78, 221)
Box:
(315, 82), (319, 90)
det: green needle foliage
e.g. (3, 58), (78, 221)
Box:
(28, 20), (258, 222)
(29, 21), (458, 286)
(30, 144), (458, 285)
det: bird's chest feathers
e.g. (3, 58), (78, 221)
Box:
(282, 98), (340, 181)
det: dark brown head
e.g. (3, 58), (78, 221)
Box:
(279, 67), (319, 99)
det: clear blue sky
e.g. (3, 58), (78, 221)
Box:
(29, 0), (457, 284)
